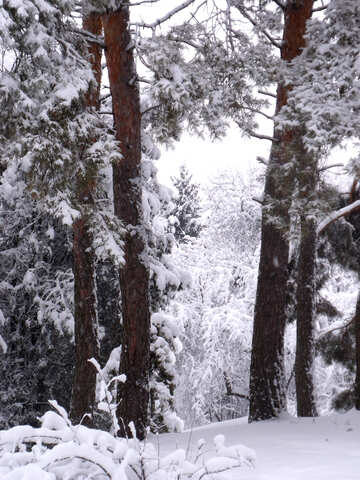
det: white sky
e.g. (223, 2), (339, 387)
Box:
(156, 127), (271, 186)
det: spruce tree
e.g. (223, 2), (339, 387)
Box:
(171, 165), (202, 244)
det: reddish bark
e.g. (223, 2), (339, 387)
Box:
(70, 13), (102, 427)
(249, 0), (315, 422)
(102, 6), (150, 440)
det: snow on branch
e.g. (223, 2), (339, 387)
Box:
(317, 199), (360, 235)
(133, 0), (198, 29)
(234, 5), (282, 49)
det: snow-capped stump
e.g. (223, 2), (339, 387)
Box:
(213, 434), (256, 467)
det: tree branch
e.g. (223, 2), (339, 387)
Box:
(272, 0), (285, 11)
(129, 0), (161, 5)
(318, 163), (343, 173)
(258, 89), (277, 99)
(244, 107), (274, 121)
(234, 5), (282, 49)
(224, 372), (249, 401)
(73, 28), (105, 49)
(312, 5), (328, 12)
(133, 0), (198, 29)
(248, 130), (279, 142)
(317, 199), (360, 235)
(317, 316), (355, 339)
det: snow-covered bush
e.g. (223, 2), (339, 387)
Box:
(0, 402), (255, 480)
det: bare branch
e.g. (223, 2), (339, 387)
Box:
(133, 0), (198, 29)
(248, 130), (279, 142)
(141, 104), (161, 116)
(318, 163), (344, 173)
(272, 0), (285, 10)
(234, 5), (282, 49)
(317, 199), (360, 235)
(257, 156), (268, 166)
(99, 111), (113, 115)
(244, 106), (274, 121)
(258, 89), (277, 99)
(317, 317), (355, 339)
(129, 0), (161, 5)
(312, 5), (328, 12)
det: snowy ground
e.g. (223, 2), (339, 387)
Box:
(155, 410), (360, 479)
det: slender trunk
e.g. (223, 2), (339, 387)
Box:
(295, 139), (318, 417)
(295, 214), (318, 417)
(249, 0), (314, 422)
(70, 13), (102, 426)
(102, 6), (150, 440)
(354, 292), (360, 409)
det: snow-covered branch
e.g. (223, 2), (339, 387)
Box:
(317, 199), (360, 235)
(234, 5), (282, 49)
(133, 0), (198, 29)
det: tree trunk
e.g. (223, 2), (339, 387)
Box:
(70, 13), (102, 427)
(102, 6), (150, 440)
(249, 0), (314, 422)
(295, 215), (318, 417)
(354, 291), (360, 409)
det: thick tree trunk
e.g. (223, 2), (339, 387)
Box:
(249, 0), (314, 422)
(70, 13), (102, 427)
(103, 6), (150, 440)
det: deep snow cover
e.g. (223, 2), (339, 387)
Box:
(155, 410), (360, 479)
(1, 405), (360, 479)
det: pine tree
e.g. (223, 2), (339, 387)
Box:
(170, 165), (202, 244)
(247, 0), (315, 422)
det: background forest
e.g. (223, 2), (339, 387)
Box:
(1, 0), (360, 478)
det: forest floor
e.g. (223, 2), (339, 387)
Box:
(155, 410), (360, 479)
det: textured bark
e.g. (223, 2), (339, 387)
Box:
(71, 216), (98, 426)
(103, 7), (150, 440)
(249, 0), (315, 422)
(354, 292), (360, 410)
(295, 216), (318, 417)
(70, 13), (102, 427)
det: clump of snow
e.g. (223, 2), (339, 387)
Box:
(0, 403), (253, 480)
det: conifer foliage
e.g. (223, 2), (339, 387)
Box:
(171, 165), (202, 243)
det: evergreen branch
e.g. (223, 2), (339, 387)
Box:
(133, 0), (198, 29)
(234, 5), (282, 49)
(317, 199), (360, 235)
